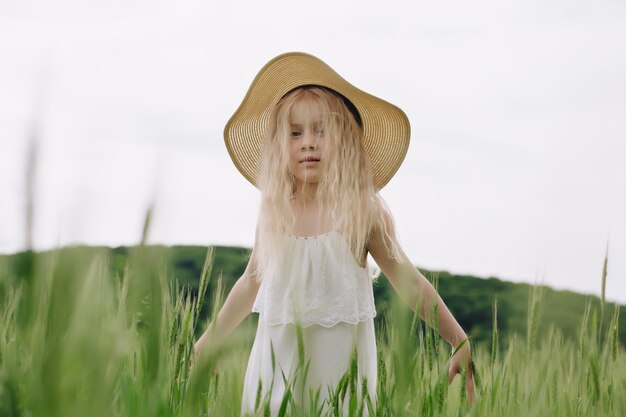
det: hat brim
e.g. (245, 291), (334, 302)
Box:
(224, 52), (411, 190)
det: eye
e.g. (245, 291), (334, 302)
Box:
(289, 125), (302, 138)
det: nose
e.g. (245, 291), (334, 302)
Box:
(300, 131), (317, 151)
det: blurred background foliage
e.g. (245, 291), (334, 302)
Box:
(3, 244), (623, 348)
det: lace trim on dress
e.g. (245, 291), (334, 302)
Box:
(252, 231), (377, 328)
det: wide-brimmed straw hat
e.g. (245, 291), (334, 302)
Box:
(224, 52), (411, 190)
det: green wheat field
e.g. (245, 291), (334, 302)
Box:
(0, 238), (624, 417)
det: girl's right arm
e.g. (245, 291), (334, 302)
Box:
(193, 247), (261, 358)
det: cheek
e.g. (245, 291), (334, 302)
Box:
(288, 148), (299, 166)
(288, 140), (299, 156)
(320, 137), (332, 159)
(287, 148), (299, 171)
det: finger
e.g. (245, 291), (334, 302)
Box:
(448, 364), (457, 384)
(466, 375), (475, 404)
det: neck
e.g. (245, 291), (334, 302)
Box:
(293, 182), (318, 203)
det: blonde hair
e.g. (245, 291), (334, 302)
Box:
(255, 87), (400, 280)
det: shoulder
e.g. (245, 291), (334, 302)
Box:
(367, 195), (401, 258)
(368, 195), (395, 236)
(366, 196), (410, 278)
(244, 221), (262, 283)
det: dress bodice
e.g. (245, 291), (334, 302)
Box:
(252, 231), (377, 328)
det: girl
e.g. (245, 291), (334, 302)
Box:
(194, 52), (475, 416)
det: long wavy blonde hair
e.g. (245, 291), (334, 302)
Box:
(255, 86), (400, 280)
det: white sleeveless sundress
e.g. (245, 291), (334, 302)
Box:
(241, 231), (378, 417)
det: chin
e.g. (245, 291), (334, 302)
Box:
(295, 176), (321, 186)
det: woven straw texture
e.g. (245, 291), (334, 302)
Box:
(224, 52), (411, 190)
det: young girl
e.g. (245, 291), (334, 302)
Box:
(195, 52), (475, 416)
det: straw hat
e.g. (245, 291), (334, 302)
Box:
(224, 52), (411, 190)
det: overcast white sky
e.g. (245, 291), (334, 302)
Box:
(1, 0), (625, 303)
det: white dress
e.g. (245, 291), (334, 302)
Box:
(241, 231), (378, 417)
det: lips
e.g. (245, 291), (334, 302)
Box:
(299, 156), (320, 163)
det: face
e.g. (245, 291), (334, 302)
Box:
(287, 98), (328, 187)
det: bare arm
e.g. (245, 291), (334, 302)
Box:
(368, 225), (467, 348)
(194, 248), (261, 357)
(367, 207), (474, 402)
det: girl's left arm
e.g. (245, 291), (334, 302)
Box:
(367, 221), (467, 348)
(367, 211), (475, 401)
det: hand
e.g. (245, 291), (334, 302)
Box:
(448, 341), (475, 404)
(191, 338), (219, 374)
(189, 338), (200, 370)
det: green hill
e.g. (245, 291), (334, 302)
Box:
(2, 244), (623, 347)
